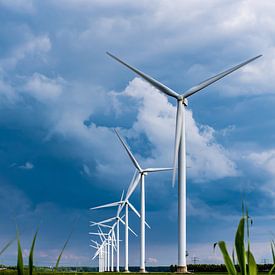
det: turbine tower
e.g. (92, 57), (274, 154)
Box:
(107, 52), (262, 272)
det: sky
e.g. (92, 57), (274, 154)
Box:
(0, 0), (275, 267)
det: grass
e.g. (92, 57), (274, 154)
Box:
(0, 272), (274, 275)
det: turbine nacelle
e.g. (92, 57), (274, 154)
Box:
(183, 98), (188, 106)
(178, 97), (188, 106)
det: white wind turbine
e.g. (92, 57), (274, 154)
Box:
(90, 224), (119, 272)
(107, 52), (262, 272)
(91, 192), (137, 272)
(90, 229), (109, 271)
(90, 218), (123, 272)
(90, 239), (105, 272)
(114, 129), (172, 272)
(91, 171), (148, 272)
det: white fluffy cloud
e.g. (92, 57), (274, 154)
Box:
(23, 73), (64, 102)
(0, 35), (51, 71)
(0, 77), (18, 102)
(246, 149), (275, 177)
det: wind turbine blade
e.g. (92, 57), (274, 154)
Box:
(127, 201), (140, 218)
(97, 228), (106, 241)
(172, 101), (183, 186)
(127, 202), (150, 228)
(98, 232), (104, 243)
(182, 55), (262, 98)
(90, 222), (112, 229)
(126, 170), (138, 198)
(107, 52), (180, 99)
(125, 172), (141, 201)
(92, 250), (100, 260)
(128, 225), (137, 237)
(145, 221), (151, 229)
(92, 216), (117, 225)
(144, 167), (173, 173)
(90, 201), (122, 210)
(120, 190), (125, 202)
(118, 216), (125, 225)
(116, 190), (124, 217)
(89, 232), (108, 236)
(114, 129), (142, 171)
(91, 240), (99, 246)
(90, 220), (113, 227)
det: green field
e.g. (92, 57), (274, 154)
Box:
(0, 272), (272, 275)
(30, 273), (228, 275)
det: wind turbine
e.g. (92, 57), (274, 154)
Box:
(90, 224), (112, 271)
(107, 52), (262, 272)
(114, 129), (172, 272)
(91, 224), (119, 272)
(90, 218), (123, 272)
(91, 172), (147, 272)
(90, 240), (105, 272)
(90, 230), (109, 271)
(91, 192), (137, 272)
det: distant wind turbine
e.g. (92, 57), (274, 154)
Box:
(91, 171), (150, 272)
(91, 194), (139, 271)
(107, 52), (262, 272)
(90, 229), (108, 271)
(91, 191), (137, 272)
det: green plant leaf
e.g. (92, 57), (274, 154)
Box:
(271, 241), (275, 264)
(29, 228), (39, 275)
(214, 241), (237, 275)
(0, 238), (15, 256)
(269, 263), (275, 275)
(16, 227), (24, 275)
(246, 206), (250, 239)
(235, 217), (247, 275)
(247, 250), (257, 275)
(54, 229), (73, 272)
(246, 207), (251, 275)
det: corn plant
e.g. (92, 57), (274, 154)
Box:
(29, 228), (39, 275)
(54, 227), (74, 273)
(215, 210), (275, 275)
(270, 241), (275, 274)
(16, 227), (24, 275)
(15, 223), (74, 274)
(16, 227), (39, 275)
